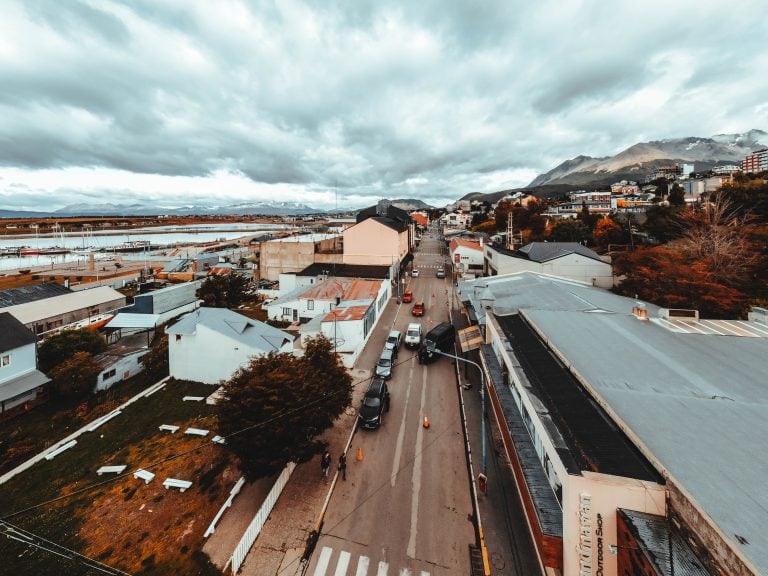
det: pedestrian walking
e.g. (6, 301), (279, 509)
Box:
(338, 452), (347, 481)
(321, 451), (331, 483)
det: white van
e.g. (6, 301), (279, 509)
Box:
(404, 323), (422, 348)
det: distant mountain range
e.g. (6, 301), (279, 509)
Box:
(461, 129), (767, 204)
(528, 129), (767, 187)
(0, 198), (435, 219)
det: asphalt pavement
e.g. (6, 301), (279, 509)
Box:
(213, 227), (540, 576)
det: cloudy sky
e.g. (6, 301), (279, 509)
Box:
(1, 0), (767, 212)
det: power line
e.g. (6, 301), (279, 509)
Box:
(0, 519), (133, 575)
(2, 351), (420, 521)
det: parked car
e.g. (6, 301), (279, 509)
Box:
(418, 322), (456, 364)
(402, 289), (414, 303)
(375, 348), (395, 379)
(411, 302), (425, 316)
(411, 269), (420, 278)
(385, 330), (402, 355)
(436, 267), (446, 278)
(404, 322), (422, 348)
(358, 378), (390, 430)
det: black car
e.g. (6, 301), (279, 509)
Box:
(358, 378), (390, 430)
(418, 322), (456, 364)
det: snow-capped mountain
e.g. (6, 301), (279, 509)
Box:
(529, 129), (767, 187)
(50, 200), (324, 217)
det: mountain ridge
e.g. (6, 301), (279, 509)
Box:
(529, 129), (767, 187)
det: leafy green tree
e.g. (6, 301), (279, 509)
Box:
(38, 329), (107, 373)
(49, 351), (101, 399)
(547, 218), (591, 243)
(668, 183), (686, 207)
(216, 335), (352, 480)
(641, 205), (684, 243)
(199, 273), (250, 308)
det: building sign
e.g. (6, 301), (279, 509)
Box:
(577, 492), (592, 576)
(596, 513), (605, 576)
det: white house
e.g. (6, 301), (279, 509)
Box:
(449, 238), (484, 279)
(166, 308), (294, 384)
(94, 346), (149, 392)
(265, 277), (387, 324)
(484, 242), (614, 288)
(0, 312), (50, 419)
(440, 211), (472, 231)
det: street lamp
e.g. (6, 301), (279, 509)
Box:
(428, 345), (487, 475)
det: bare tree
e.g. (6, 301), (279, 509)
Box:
(671, 198), (760, 288)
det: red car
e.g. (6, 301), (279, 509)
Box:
(411, 302), (425, 317)
(402, 290), (414, 303)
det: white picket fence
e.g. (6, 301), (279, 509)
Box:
(229, 462), (296, 574)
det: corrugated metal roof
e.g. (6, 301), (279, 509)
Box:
(0, 282), (71, 308)
(619, 509), (711, 575)
(1, 286), (126, 325)
(105, 313), (160, 329)
(460, 271), (768, 573)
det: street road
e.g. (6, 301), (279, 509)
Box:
(306, 229), (474, 575)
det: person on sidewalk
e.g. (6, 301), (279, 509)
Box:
(321, 451), (331, 483)
(338, 452), (347, 481)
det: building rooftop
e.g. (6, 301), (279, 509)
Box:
(619, 509), (710, 575)
(1, 286), (126, 325)
(322, 301), (372, 322)
(450, 237), (482, 251)
(267, 233), (340, 243)
(462, 271), (768, 573)
(0, 312), (36, 352)
(0, 282), (72, 308)
(167, 307), (293, 352)
(301, 278), (382, 302)
(297, 263), (390, 279)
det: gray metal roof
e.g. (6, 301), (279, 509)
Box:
(0, 286), (126, 325)
(105, 313), (160, 329)
(465, 271), (768, 573)
(516, 242), (603, 263)
(0, 282), (71, 308)
(0, 370), (50, 403)
(166, 307), (293, 352)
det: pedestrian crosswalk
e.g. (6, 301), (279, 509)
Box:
(312, 546), (430, 576)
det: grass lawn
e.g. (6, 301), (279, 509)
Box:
(0, 372), (160, 475)
(0, 380), (237, 576)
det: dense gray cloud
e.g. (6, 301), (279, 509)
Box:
(0, 0), (766, 211)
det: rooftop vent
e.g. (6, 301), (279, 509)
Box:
(660, 308), (699, 321)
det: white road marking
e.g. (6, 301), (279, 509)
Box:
(407, 368), (428, 558)
(334, 551), (351, 576)
(391, 360), (414, 486)
(399, 569), (412, 575)
(377, 560), (389, 576)
(355, 555), (370, 576)
(314, 546), (333, 576)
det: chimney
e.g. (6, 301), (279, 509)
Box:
(632, 302), (649, 320)
(88, 253), (95, 272)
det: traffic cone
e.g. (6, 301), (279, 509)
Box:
(423, 414), (430, 429)
(357, 446), (363, 462)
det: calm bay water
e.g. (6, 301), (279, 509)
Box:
(0, 222), (292, 271)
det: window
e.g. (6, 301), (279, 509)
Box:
(1, 355), (10, 367)
(282, 307), (292, 317)
(102, 369), (116, 381)
(175, 334), (182, 341)
(307, 299), (314, 310)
